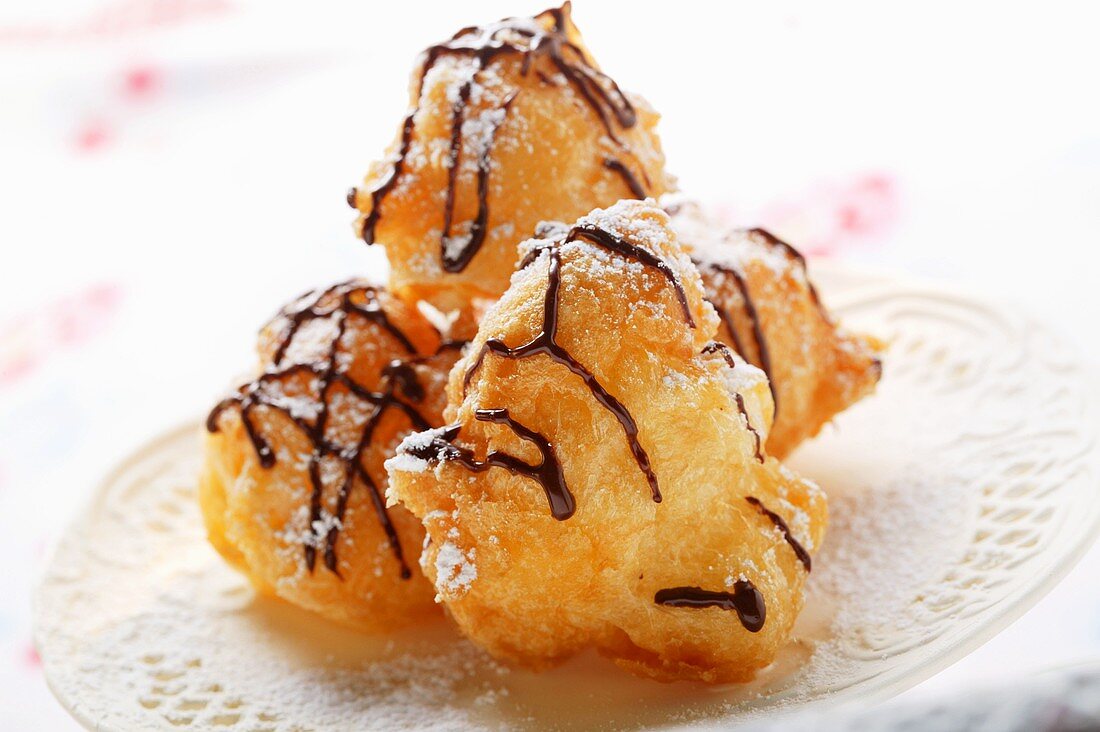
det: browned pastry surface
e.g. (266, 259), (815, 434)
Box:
(387, 200), (826, 682)
(668, 201), (882, 457)
(348, 3), (673, 311)
(202, 282), (462, 630)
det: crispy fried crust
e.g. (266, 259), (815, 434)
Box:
(387, 201), (826, 682)
(349, 4), (674, 310)
(668, 202), (882, 458)
(201, 283), (460, 631)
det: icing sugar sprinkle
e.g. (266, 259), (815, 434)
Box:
(434, 541), (477, 599)
(385, 427), (453, 480)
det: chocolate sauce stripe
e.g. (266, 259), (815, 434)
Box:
(460, 244), (661, 503)
(441, 78), (472, 257)
(458, 220), (701, 503)
(517, 241), (555, 271)
(602, 157), (647, 199)
(207, 283), (441, 580)
(476, 408), (574, 518)
(441, 91), (519, 273)
(355, 5), (642, 274)
(737, 227), (830, 321)
(745, 495), (812, 572)
(706, 296), (748, 359)
(271, 285), (336, 365)
(271, 283), (419, 367)
(700, 340), (764, 463)
(404, 409), (575, 519)
(654, 584), (766, 633)
(351, 458), (411, 579)
(343, 291), (420, 355)
(696, 260), (779, 417)
(734, 393), (764, 464)
(568, 225), (695, 328)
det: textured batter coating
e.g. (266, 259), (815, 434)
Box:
(386, 200), (826, 682)
(348, 3), (673, 311)
(667, 200), (882, 458)
(201, 281), (463, 631)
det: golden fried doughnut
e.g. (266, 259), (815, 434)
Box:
(667, 200), (882, 458)
(201, 281), (464, 631)
(348, 3), (674, 311)
(386, 200), (826, 682)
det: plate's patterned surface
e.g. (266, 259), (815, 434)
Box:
(783, 280), (1100, 707)
(34, 275), (1100, 731)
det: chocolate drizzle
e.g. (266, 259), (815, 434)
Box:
(693, 226), (844, 419)
(602, 157), (647, 200)
(707, 295), (748, 360)
(744, 227), (826, 316)
(271, 281), (418, 365)
(745, 496), (812, 572)
(655, 584), (766, 633)
(360, 106), (417, 245)
(440, 90), (519, 273)
(355, 3), (650, 272)
(695, 259), (778, 416)
(461, 221), (701, 505)
(734, 393), (764, 464)
(463, 246), (660, 502)
(569, 224), (695, 327)
(751, 226), (887, 385)
(701, 341), (764, 463)
(404, 409), (574, 519)
(206, 282), (444, 580)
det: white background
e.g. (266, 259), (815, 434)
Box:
(2, 1), (1099, 727)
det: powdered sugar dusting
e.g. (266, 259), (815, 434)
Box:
(806, 469), (968, 638)
(717, 353), (768, 397)
(577, 199), (700, 281)
(666, 199), (802, 282)
(384, 451), (431, 479)
(433, 541), (478, 599)
(37, 279), (1099, 728)
(385, 427), (453, 485)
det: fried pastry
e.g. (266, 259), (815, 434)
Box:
(667, 200), (882, 458)
(348, 3), (674, 311)
(386, 200), (826, 682)
(202, 281), (464, 631)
